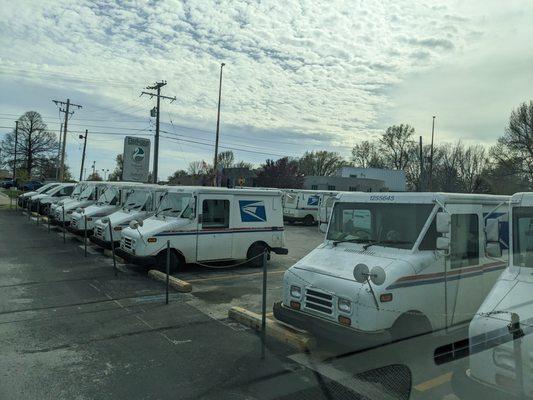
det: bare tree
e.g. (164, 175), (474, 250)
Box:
(495, 101), (533, 183)
(187, 160), (211, 176)
(298, 150), (344, 176)
(457, 144), (488, 193)
(216, 151), (235, 169)
(0, 111), (59, 177)
(379, 124), (416, 170)
(351, 141), (385, 168)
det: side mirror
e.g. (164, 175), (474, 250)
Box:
(129, 220), (138, 230)
(486, 242), (502, 258)
(188, 197), (196, 215)
(486, 219), (500, 242)
(436, 212), (451, 234)
(436, 236), (450, 251)
(138, 219), (144, 227)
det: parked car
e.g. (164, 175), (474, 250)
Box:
(21, 181), (43, 191)
(18, 182), (60, 208)
(1, 179), (18, 189)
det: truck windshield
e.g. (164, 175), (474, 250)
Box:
(71, 185), (84, 197)
(156, 193), (192, 218)
(512, 207), (533, 267)
(327, 202), (434, 249)
(79, 186), (94, 200)
(97, 187), (118, 205)
(123, 190), (149, 211)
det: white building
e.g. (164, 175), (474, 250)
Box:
(337, 167), (406, 191)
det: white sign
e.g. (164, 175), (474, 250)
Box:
(123, 136), (151, 182)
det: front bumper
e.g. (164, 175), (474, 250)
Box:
(273, 302), (391, 348)
(271, 247), (289, 255)
(115, 248), (157, 267)
(89, 235), (115, 249)
(451, 368), (523, 399)
(66, 224), (92, 236)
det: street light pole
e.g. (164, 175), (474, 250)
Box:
(79, 129), (88, 181)
(213, 62), (225, 187)
(428, 116), (436, 191)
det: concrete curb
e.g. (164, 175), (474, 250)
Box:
(228, 306), (315, 351)
(103, 248), (126, 264)
(148, 270), (192, 293)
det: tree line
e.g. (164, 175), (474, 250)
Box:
(2, 101), (532, 194)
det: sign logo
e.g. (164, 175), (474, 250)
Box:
(239, 200), (266, 222)
(307, 196), (319, 206)
(132, 147), (145, 162)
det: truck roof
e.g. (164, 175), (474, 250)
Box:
(282, 189), (339, 195)
(165, 185), (282, 196)
(511, 192), (533, 206)
(337, 192), (510, 205)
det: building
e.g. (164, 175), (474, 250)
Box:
(303, 175), (385, 192)
(0, 169), (11, 180)
(221, 167), (257, 187)
(337, 167), (406, 191)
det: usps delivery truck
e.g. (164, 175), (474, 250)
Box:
(52, 182), (107, 225)
(49, 182), (87, 218)
(19, 182), (60, 209)
(317, 191), (340, 233)
(452, 192), (533, 399)
(68, 182), (144, 235)
(274, 192), (510, 348)
(91, 184), (167, 248)
(283, 189), (326, 225)
(117, 187), (288, 272)
(31, 183), (76, 214)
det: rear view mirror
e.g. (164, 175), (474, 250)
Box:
(436, 237), (450, 251)
(436, 212), (451, 234)
(486, 242), (502, 258)
(486, 219), (500, 242)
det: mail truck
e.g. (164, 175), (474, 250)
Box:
(274, 192), (509, 348)
(52, 182), (107, 225)
(117, 187), (288, 272)
(282, 189), (326, 225)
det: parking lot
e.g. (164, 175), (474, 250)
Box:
(0, 207), (469, 400)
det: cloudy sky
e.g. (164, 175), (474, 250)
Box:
(1, 0), (532, 180)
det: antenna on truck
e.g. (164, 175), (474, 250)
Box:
(353, 264), (386, 310)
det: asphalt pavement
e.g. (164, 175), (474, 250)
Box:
(0, 209), (469, 399)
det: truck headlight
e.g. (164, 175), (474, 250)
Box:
(338, 298), (352, 313)
(290, 285), (302, 298)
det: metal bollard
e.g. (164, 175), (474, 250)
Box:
(28, 200), (31, 220)
(261, 251), (268, 359)
(62, 206), (66, 244)
(48, 204), (51, 233)
(508, 313), (525, 398)
(84, 215), (88, 257)
(108, 221), (118, 277)
(166, 240), (170, 305)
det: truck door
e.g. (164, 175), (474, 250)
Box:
(196, 195), (233, 261)
(446, 205), (483, 326)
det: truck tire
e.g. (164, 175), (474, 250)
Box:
(156, 249), (181, 273)
(303, 215), (315, 226)
(247, 243), (269, 268)
(390, 312), (432, 342)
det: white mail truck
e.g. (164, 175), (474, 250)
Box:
(91, 184), (167, 248)
(117, 187), (288, 272)
(282, 189), (324, 225)
(52, 182), (107, 225)
(452, 192), (533, 399)
(274, 192), (510, 348)
(31, 183), (76, 214)
(19, 182), (60, 209)
(68, 182), (143, 235)
(49, 182), (87, 218)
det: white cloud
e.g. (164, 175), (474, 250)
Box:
(0, 0), (532, 179)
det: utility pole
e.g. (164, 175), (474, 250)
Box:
(12, 121), (18, 181)
(141, 81), (176, 184)
(419, 136), (424, 192)
(79, 129), (88, 181)
(53, 98), (82, 181)
(56, 123), (63, 180)
(428, 116), (436, 191)
(212, 63), (226, 186)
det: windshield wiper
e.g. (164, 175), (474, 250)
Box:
(156, 207), (173, 216)
(332, 238), (372, 247)
(363, 240), (411, 250)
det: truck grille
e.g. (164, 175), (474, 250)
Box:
(304, 288), (333, 315)
(121, 236), (134, 251)
(71, 217), (79, 228)
(95, 226), (104, 239)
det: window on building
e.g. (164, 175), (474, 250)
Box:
(328, 185), (335, 190)
(450, 214), (479, 268)
(349, 186), (358, 192)
(202, 199), (230, 228)
(311, 185), (318, 190)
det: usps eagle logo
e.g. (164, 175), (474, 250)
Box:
(132, 147), (145, 162)
(239, 200), (266, 222)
